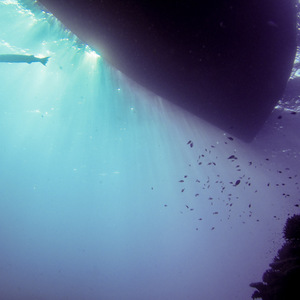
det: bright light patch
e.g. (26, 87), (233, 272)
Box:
(2, 0), (19, 5)
(295, 69), (300, 77)
(0, 2), (299, 300)
(85, 46), (101, 59)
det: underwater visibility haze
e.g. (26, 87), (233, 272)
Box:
(0, 1), (300, 299)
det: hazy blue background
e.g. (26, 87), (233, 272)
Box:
(0, 1), (299, 299)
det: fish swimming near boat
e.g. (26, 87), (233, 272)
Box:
(0, 54), (49, 66)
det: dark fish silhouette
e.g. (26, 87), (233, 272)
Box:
(228, 155), (238, 160)
(0, 54), (49, 65)
(233, 180), (241, 186)
(187, 140), (193, 147)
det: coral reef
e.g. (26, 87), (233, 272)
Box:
(250, 214), (300, 299)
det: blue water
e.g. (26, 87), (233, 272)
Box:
(0, 1), (299, 299)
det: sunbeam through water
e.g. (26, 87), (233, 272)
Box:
(0, 1), (300, 299)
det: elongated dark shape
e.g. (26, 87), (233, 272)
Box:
(0, 54), (49, 66)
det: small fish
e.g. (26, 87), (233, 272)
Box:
(233, 180), (241, 186)
(228, 155), (237, 160)
(187, 140), (193, 147)
(213, 212), (218, 215)
(178, 180), (184, 182)
(181, 188), (185, 192)
(227, 136), (234, 141)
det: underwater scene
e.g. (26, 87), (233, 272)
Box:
(0, 1), (300, 299)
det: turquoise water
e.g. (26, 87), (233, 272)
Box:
(0, 1), (299, 299)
